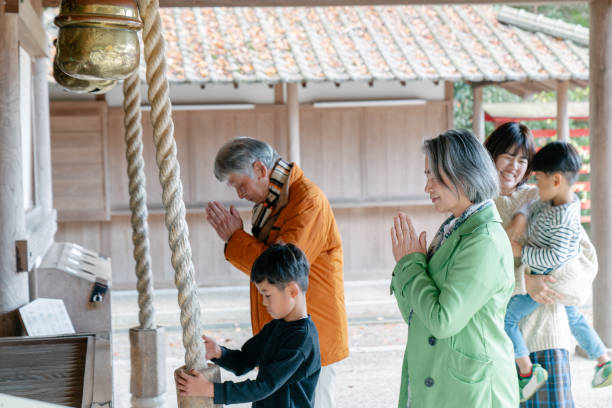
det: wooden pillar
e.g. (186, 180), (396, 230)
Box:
(33, 56), (53, 212)
(472, 85), (484, 142)
(274, 83), (284, 104)
(557, 80), (570, 141)
(445, 81), (454, 129)
(0, 11), (28, 337)
(590, 0), (612, 346)
(286, 83), (300, 165)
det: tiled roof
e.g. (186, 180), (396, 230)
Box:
(44, 5), (589, 86)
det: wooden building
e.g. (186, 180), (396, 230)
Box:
(1, 0), (612, 367)
(47, 5), (589, 291)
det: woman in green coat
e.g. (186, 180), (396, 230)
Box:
(390, 129), (519, 407)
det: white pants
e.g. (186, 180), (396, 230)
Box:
(314, 363), (338, 408)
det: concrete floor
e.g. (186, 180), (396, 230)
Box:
(110, 281), (612, 408)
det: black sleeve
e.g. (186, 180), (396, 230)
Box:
(213, 346), (306, 405)
(213, 330), (263, 376)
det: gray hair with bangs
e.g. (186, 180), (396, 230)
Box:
(423, 129), (499, 203)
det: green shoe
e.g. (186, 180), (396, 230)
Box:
(519, 364), (548, 402)
(592, 361), (612, 388)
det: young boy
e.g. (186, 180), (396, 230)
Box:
(175, 243), (321, 407)
(504, 141), (612, 402)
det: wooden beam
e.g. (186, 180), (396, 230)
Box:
(286, 83), (300, 165)
(472, 85), (484, 142)
(0, 12), (28, 337)
(556, 80), (569, 141)
(8, 0), (48, 57)
(41, 0), (585, 7)
(4, 0), (18, 13)
(590, 0), (612, 347)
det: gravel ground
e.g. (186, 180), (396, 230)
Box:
(110, 283), (612, 408)
(111, 321), (612, 408)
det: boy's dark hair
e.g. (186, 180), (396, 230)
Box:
(484, 122), (536, 187)
(532, 141), (582, 185)
(251, 243), (310, 292)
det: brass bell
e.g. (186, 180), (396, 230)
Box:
(53, 58), (117, 94)
(54, 0), (142, 81)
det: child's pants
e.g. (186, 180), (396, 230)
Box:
(504, 294), (608, 360)
(565, 305), (607, 360)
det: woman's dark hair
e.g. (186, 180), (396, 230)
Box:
(484, 122), (536, 187)
(532, 141), (582, 185)
(251, 243), (310, 292)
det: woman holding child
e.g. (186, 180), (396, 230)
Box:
(390, 129), (519, 407)
(485, 122), (608, 407)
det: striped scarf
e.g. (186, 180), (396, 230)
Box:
(426, 199), (493, 261)
(251, 158), (293, 239)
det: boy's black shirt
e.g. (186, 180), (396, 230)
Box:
(213, 315), (321, 407)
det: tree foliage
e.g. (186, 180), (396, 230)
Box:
(453, 5), (590, 133)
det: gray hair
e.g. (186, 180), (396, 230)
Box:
(214, 137), (280, 181)
(423, 129), (499, 203)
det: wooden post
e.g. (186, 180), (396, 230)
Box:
(130, 327), (167, 407)
(33, 56), (53, 212)
(472, 85), (484, 142)
(286, 83), (300, 165)
(0, 11), (28, 337)
(556, 80), (569, 141)
(274, 83), (284, 104)
(590, 0), (612, 346)
(445, 81), (454, 129)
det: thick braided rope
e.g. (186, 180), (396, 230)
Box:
(138, 0), (205, 371)
(123, 72), (156, 330)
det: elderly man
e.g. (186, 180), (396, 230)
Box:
(206, 137), (348, 408)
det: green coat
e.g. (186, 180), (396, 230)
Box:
(391, 205), (519, 408)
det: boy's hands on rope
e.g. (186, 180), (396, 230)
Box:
(202, 334), (222, 360)
(174, 335), (221, 397)
(175, 368), (214, 397)
(206, 201), (243, 242)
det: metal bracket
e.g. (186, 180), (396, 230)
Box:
(90, 280), (108, 303)
(16, 239), (31, 273)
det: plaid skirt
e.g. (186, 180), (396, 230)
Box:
(521, 349), (574, 408)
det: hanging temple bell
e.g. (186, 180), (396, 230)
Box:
(52, 38), (117, 94)
(54, 0), (143, 81)
(53, 58), (117, 94)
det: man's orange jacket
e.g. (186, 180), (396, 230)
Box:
(225, 164), (349, 366)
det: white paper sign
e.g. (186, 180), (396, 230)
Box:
(18, 298), (76, 336)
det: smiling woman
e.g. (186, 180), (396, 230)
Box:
(484, 122), (536, 196)
(389, 129), (519, 408)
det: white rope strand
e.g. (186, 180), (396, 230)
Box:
(122, 72), (156, 330)
(138, 0), (205, 371)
